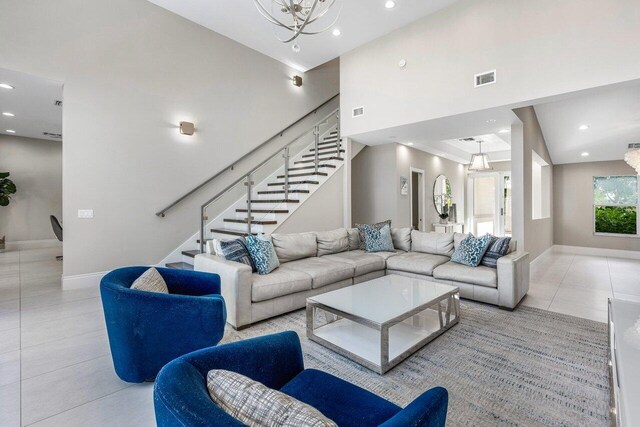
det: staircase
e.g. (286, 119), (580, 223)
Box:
(160, 109), (343, 271)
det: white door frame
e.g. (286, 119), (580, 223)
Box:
(410, 167), (426, 231)
(467, 171), (511, 236)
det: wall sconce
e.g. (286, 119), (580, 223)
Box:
(179, 121), (195, 136)
(292, 75), (303, 87)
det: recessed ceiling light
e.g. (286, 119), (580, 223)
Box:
(332, 28), (341, 36)
(2, 112), (15, 117)
(581, 152), (590, 157)
(6, 130), (16, 133)
(0, 83), (14, 90)
(486, 119), (497, 124)
(407, 142), (414, 146)
(385, 1), (395, 9)
(579, 125), (590, 131)
(498, 128), (510, 134)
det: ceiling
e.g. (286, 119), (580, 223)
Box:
(147, 0), (458, 72)
(0, 68), (63, 141)
(534, 81), (640, 165)
(351, 106), (519, 164)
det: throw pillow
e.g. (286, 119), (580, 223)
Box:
(219, 238), (255, 271)
(364, 224), (395, 253)
(207, 370), (337, 427)
(130, 267), (169, 293)
(451, 234), (492, 267)
(246, 234), (280, 275)
(480, 236), (512, 268)
(356, 220), (391, 250)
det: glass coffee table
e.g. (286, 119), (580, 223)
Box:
(306, 274), (460, 374)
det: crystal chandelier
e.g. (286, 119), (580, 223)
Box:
(468, 140), (493, 171)
(624, 143), (640, 174)
(253, 0), (342, 52)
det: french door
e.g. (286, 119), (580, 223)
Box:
(467, 172), (512, 237)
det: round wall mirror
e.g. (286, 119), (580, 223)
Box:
(433, 175), (452, 215)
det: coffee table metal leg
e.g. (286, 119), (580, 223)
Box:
(381, 325), (389, 374)
(437, 301), (444, 328)
(306, 303), (315, 338)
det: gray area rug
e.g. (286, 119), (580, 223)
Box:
(222, 302), (610, 427)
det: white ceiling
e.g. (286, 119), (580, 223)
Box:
(534, 81), (640, 165)
(147, 0), (458, 72)
(351, 106), (519, 164)
(0, 68), (63, 141)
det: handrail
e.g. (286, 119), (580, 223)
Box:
(155, 93), (340, 217)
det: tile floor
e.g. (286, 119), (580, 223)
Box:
(0, 246), (155, 427)
(2, 244), (639, 425)
(521, 247), (640, 322)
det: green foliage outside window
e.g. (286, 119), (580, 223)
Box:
(593, 176), (638, 235)
(595, 206), (637, 235)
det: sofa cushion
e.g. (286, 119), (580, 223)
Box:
(364, 224), (394, 253)
(480, 236), (512, 268)
(391, 227), (412, 252)
(451, 234), (492, 267)
(321, 251), (386, 276)
(271, 232), (317, 263)
(386, 252), (451, 276)
(281, 369), (401, 427)
(130, 267), (168, 293)
(281, 257), (355, 289)
(356, 220), (391, 250)
(246, 234), (280, 275)
(316, 228), (349, 257)
(219, 238), (255, 271)
(347, 228), (360, 251)
(368, 250), (399, 261)
(251, 269), (312, 302)
(433, 261), (497, 288)
(411, 231), (455, 256)
(453, 232), (469, 251)
(207, 369), (337, 427)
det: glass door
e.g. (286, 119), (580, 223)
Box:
(468, 172), (511, 237)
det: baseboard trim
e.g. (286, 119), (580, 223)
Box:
(552, 244), (640, 260)
(530, 245), (554, 268)
(62, 271), (108, 290)
(5, 239), (62, 250)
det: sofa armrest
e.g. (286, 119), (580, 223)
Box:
(379, 387), (448, 427)
(194, 254), (253, 329)
(497, 250), (530, 309)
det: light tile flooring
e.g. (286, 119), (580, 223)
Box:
(521, 247), (640, 322)
(2, 245), (639, 425)
(0, 247), (155, 426)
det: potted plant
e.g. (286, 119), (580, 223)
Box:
(438, 212), (449, 224)
(0, 172), (17, 252)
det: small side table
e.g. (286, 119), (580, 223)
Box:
(432, 223), (464, 233)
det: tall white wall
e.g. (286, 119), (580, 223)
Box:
(340, 0), (640, 138)
(0, 0), (339, 281)
(0, 135), (62, 242)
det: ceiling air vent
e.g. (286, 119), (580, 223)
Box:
(43, 132), (62, 139)
(474, 70), (496, 88)
(629, 143), (640, 149)
(54, 100), (62, 107)
(459, 137), (475, 142)
(352, 106), (364, 118)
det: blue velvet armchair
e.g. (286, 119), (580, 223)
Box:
(154, 331), (448, 427)
(100, 266), (226, 383)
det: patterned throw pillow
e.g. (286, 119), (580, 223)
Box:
(130, 267), (169, 293)
(245, 234), (280, 275)
(480, 236), (512, 268)
(451, 234), (492, 267)
(207, 370), (337, 427)
(219, 238), (255, 271)
(364, 224), (395, 253)
(356, 220), (391, 250)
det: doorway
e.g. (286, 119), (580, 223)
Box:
(410, 168), (425, 231)
(467, 171), (512, 236)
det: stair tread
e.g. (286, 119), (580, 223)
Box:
(257, 189), (309, 194)
(223, 219), (278, 225)
(295, 157), (344, 164)
(166, 262), (194, 270)
(289, 164), (335, 171)
(268, 180), (319, 186)
(248, 199), (300, 203)
(309, 147), (344, 153)
(278, 172), (328, 178)
(236, 208), (289, 213)
(210, 229), (258, 237)
(182, 250), (200, 258)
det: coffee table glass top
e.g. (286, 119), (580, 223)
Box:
(308, 274), (458, 325)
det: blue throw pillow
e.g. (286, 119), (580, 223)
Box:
(245, 234), (280, 275)
(219, 238), (255, 272)
(364, 223), (395, 253)
(451, 234), (492, 267)
(480, 236), (512, 268)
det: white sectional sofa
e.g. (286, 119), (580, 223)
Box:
(195, 228), (530, 329)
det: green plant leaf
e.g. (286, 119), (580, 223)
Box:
(0, 196), (9, 207)
(0, 172), (9, 179)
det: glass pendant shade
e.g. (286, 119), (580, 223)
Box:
(468, 141), (493, 171)
(624, 148), (640, 174)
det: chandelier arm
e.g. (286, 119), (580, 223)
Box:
(297, 0), (337, 25)
(278, 0), (320, 43)
(296, 3), (342, 35)
(253, 0), (296, 30)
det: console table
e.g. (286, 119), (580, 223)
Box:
(608, 298), (640, 426)
(432, 223), (463, 233)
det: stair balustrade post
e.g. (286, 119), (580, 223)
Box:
(314, 125), (320, 174)
(200, 205), (206, 253)
(246, 174), (252, 235)
(336, 110), (341, 153)
(283, 147), (290, 200)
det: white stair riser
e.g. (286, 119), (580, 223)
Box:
(233, 212), (281, 221)
(222, 221), (264, 233)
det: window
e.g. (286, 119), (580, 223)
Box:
(532, 150), (551, 219)
(593, 175), (638, 235)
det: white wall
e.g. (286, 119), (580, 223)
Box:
(0, 0), (339, 279)
(340, 0), (640, 138)
(0, 135), (62, 242)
